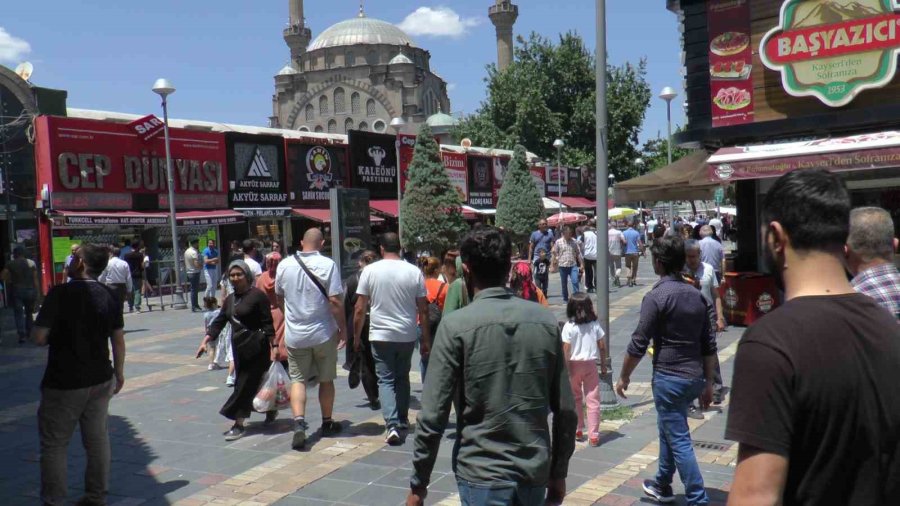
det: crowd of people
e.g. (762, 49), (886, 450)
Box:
(23, 167), (900, 505)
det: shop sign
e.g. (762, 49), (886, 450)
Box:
(127, 114), (165, 142)
(348, 130), (398, 200)
(286, 141), (348, 208)
(330, 188), (372, 280)
(761, 0), (900, 107)
(467, 155), (494, 209)
(226, 133), (288, 208)
(530, 166), (546, 197)
(234, 208), (291, 218)
(545, 165), (568, 195)
(709, 143), (900, 181)
(56, 214), (169, 226)
(178, 216), (243, 227)
(442, 152), (468, 203)
(708, 0), (754, 127)
(37, 116), (227, 210)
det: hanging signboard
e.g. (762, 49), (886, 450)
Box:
(348, 130), (398, 200)
(398, 134), (417, 193)
(330, 188), (372, 280)
(545, 165), (568, 196)
(467, 155), (494, 209)
(286, 140), (348, 208)
(530, 166), (546, 197)
(708, 0), (754, 127)
(442, 151), (468, 203)
(226, 133), (288, 210)
(492, 156), (510, 202)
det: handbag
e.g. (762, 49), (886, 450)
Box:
(229, 309), (268, 362)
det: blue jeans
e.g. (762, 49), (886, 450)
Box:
(371, 341), (415, 428)
(457, 478), (546, 506)
(12, 287), (36, 339)
(652, 372), (709, 505)
(558, 266), (580, 301)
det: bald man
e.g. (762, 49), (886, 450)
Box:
(275, 228), (347, 450)
(698, 225), (724, 283)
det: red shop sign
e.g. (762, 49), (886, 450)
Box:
(36, 116), (228, 210)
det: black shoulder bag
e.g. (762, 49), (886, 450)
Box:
(229, 294), (269, 363)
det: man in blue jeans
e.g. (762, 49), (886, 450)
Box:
(551, 225), (583, 302)
(622, 218), (644, 287)
(615, 234), (717, 505)
(354, 233), (430, 445)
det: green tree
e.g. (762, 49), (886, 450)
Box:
(400, 124), (468, 255)
(639, 130), (694, 172)
(453, 32), (652, 180)
(495, 145), (543, 254)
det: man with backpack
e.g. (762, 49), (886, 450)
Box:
(275, 228), (346, 450)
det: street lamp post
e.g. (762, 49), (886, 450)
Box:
(659, 86), (678, 224)
(553, 139), (564, 220)
(152, 78), (186, 310)
(390, 117), (406, 246)
(635, 157), (645, 231)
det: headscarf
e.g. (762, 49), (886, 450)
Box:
(228, 259), (255, 288)
(511, 261), (539, 303)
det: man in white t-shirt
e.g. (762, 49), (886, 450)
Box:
(354, 232), (430, 445)
(582, 223), (598, 294)
(608, 224), (625, 287)
(708, 213), (724, 239)
(242, 239), (263, 279)
(275, 228), (346, 450)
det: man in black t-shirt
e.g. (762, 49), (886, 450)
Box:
(32, 243), (126, 506)
(726, 170), (900, 505)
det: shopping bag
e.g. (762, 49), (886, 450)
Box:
(253, 362), (292, 412)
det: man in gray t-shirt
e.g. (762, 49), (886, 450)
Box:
(2, 246), (40, 343)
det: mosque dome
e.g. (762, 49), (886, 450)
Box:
(426, 112), (459, 128)
(389, 53), (413, 65)
(309, 14), (415, 51)
(277, 64), (298, 75)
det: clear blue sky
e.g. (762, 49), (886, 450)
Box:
(2, 0), (684, 144)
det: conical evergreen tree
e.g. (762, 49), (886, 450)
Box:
(400, 124), (468, 255)
(496, 144), (543, 254)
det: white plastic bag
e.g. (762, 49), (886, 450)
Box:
(253, 362), (292, 412)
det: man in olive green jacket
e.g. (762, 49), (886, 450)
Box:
(407, 227), (577, 506)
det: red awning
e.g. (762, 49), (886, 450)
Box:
(555, 196), (597, 209)
(370, 200), (399, 218)
(292, 208), (385, 224)
(52, 210), (169, 226)
(176, 210), (244, 226)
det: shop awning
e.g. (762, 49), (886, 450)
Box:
(176, 210), (244, 226)
(705, 131), (900, 183)
(550, 196), (596, 210)
(370, 200), (399, 218)
(51, 210), (169, 226)
(615, 151), (717, 202)
(292, 208), (384, 224)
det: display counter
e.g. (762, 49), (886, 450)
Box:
(720, 272), (780, 326)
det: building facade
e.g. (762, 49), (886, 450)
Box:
(270, 0), (452, 135)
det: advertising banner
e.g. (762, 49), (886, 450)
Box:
(37, 116), (227, 211)
(709, 145), (900, 182)
(442, 151), (468, 203)
(530, 166), (546, 197)
(330, 188), (372, 280)
(226, 133), (288, 210)
(398, 134), (417, 193)
(708, 0), (754, 127)
(566, 167), (588, 196)
(545, 165), (568, 196)
(348, 130), (398, 200)
(492, 156), (510, 201)
(286, 140), (348, 208)
(467, 155), (494, 209)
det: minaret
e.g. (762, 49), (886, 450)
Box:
(284, 0), (312, 67)
(489, 0), (518, 71)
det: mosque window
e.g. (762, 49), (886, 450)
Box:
(366, 99), (376, 117)
(298, 126), (310, 132)
(334, 87), (346, 114)
(373, 120), (386, 133)
(358, 121), (369, 132)
(327, 119), (337, 133)
(351, 92), (361, 114)
(366, 50), (378, 65)
(344, 118), (354, 133)
(305, 103), (314, 121)
(345, 51), (355, 66)
(319, 95), (329, 116)
(314, 125), (324, 133)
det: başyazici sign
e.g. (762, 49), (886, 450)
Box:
(286, 140), (348, 208)
(761, 0), (900, 107)
(226, 133), (288, 210)
(348, 130), (398, 200)
(330, 188), (372, 280)
(34, 116), (228, 210)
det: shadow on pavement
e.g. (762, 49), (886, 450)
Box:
(107, 414), (189, 503)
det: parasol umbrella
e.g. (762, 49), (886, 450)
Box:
(608, 207), (638, 220)
(547, 212), (588, 227)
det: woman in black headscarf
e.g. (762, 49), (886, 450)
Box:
(196, 260), (275, 440)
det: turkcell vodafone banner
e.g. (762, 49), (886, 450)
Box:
(35, 116), (227, 210)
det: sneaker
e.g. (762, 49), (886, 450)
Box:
(589, 435), (601, 447)
(225, 373), (235, 387)
(642, 479), (675, 503)
(575, 430), (585, 442)
(224, 424), (245, 441)
(385, 427), (401, 445)
(321, 420), (342, 437)
(368, 398), (381, 411)
(264, 411), (277, 425)
(688, 405), (704, 420)
(207, 364), (217, 371)
(292, 427), (307, 450)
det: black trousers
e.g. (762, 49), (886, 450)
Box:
(584, 259), (597, 291)
(345, 321), (379, 402)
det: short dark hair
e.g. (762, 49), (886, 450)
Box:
(460, 227), (511, 287)
(131, 239), (141, 249)
(567, 293), (598, 324)
(762, 169), (850, 251)
(242, 239), (256, 253)
(650, 235), (686, 276)
(381, 232), (401, 254)
(190, 238), (199, 245)
(12, 246), (25, 258)
(81, 243), (110, 276)
(110, 246), (120, 257)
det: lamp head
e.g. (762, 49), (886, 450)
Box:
(552, 139), (565, 150)
(152, 78), (176, 98)
(634, 157), (644, 167)
(389, 117), (406, 132)
(659, 86), (678, 102)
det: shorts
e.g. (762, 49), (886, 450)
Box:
(287, 338), (338, 384)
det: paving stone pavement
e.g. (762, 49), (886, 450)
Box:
(0, 267), (740, 505)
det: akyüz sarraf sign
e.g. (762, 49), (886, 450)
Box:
(226, 133), (288, 208)
(348, 130), (398, 200)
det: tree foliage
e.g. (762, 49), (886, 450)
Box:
(496, 145), (543, 250)
(453, 32), (652, 180)
(400, 124), (468, 255)
(639, 130), (694, 173)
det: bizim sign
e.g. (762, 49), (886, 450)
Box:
(761, 0), (900, 107)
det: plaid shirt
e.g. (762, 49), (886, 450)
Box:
(852, 263), (900, 319)
(553, 238), (582, 268)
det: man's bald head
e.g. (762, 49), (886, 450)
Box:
(700, 225), (713, 238)
(301, 228), (325, 252)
